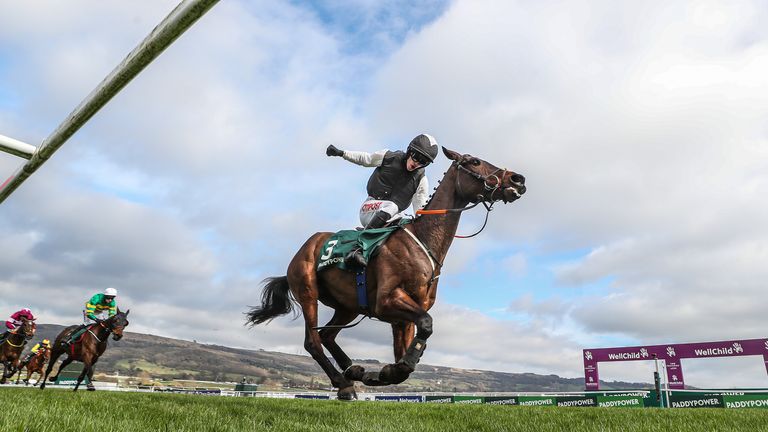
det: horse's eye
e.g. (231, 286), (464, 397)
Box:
(471, 159), (481, 166)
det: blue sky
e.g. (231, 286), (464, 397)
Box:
(3, 0), (768, 389)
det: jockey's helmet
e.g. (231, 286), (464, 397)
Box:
(43, 339), (50, 345)
(407, 134), (439, 165)
(104, 287), (118, 297)
(21, 307), (31, 313)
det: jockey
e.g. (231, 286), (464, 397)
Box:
(326, 134), (439, 267)
(64, 288), (119, 346)
(20, 338), (50, 365)
(0, 308), (36, 344)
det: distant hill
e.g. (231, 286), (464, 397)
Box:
(31, 324), (650, 392)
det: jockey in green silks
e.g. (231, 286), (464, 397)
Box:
(64, 288), (118, 346)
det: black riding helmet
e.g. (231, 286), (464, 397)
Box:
(407, 134), (439, 165)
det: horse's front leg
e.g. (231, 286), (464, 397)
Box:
(74, 362), (91, 392)
(363, 289), (432, 386)
(391, 322), (415, 362)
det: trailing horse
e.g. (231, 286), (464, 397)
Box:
(246, 147), (526, 400)
(0, 317), (36, 384)
(40, 310), (129, 391)
(15, 345), (50, 385)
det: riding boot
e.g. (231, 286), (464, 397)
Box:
(344, 210), (392, 269)
(366, 210), (392, 229)
(64, 325), (86, 347)
(344, 245), (368, 269)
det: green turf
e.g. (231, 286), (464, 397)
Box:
(2, 387), (767, 432)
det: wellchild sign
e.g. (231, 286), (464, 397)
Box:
(584, 337), (768, 390)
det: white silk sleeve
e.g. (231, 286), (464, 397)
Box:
(411, 176), (429, 212)
(341, 150), (387, 167)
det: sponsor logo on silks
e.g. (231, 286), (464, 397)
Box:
(361, 202), (383, 212)
(584, 351), (593, 361)
(671, 398), (721, 408)
(667, 346), (676, 357)
(607, 349), (650, 360)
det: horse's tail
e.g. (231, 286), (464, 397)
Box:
(246, 276), (295, 326)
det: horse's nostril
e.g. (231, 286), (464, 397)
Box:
(511, 174), (525, 185)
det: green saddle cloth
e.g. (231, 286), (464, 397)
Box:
(317, 219), (412, 271)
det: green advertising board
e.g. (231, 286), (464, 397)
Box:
(517, 396), (556, 407)
(669, 393), (724, 408)
(484, 396), (518, 405)
(54, 362), (90, 386)
(453, 395), (484, 404)
(556, 396), (597, 407)
(597, 395), (644, 408)
(722, 394), (768, 409)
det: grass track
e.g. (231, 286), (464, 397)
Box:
(2, 387), (767, 432)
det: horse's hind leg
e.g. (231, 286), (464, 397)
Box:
(319, 310), (364, 380)
(290, 275), (356, 400)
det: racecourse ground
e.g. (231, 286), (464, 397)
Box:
(2, 388), (768, 432)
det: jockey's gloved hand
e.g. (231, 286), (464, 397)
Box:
(326, 144), (344, 157)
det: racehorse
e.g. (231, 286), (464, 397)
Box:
(0, 317), (36, 384)
(40, 310), (129, 391)
(246, 147), (526, 400)
(15, 344), (51, 385)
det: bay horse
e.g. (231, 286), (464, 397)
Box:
(15, 345), (50, 385)
(40, 310), (129, 391)
(246, 147), (526, 400)
(0, 317), (36, 384)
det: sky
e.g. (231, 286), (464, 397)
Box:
(2, 0), (768, 389)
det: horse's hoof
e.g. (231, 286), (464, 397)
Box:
(86, 386), (96, 392)
(343, 365), (365, 381)
(361, 371), (386, 386)
(337, 386), (357, 401)
(48, 376), (56, 382)
(380, 363), (412, 385)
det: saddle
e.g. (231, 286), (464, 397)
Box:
(317, 218), (411, 272)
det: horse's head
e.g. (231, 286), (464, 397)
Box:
(20, 317), (36, 340)
(443, 147), (526, 204)
(107, 309), (130, 341)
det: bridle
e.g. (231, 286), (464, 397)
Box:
(416, 160), (510, 238)
(4, 319), (35, 347)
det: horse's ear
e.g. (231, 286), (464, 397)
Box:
(125, 309), (130, 315)
(442, 147), (461, 161)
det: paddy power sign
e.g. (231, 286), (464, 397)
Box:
(583, 337), (768, 390)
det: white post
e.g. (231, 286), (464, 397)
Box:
(0, 0), (219, 204)
(0, 134), (37, 160)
